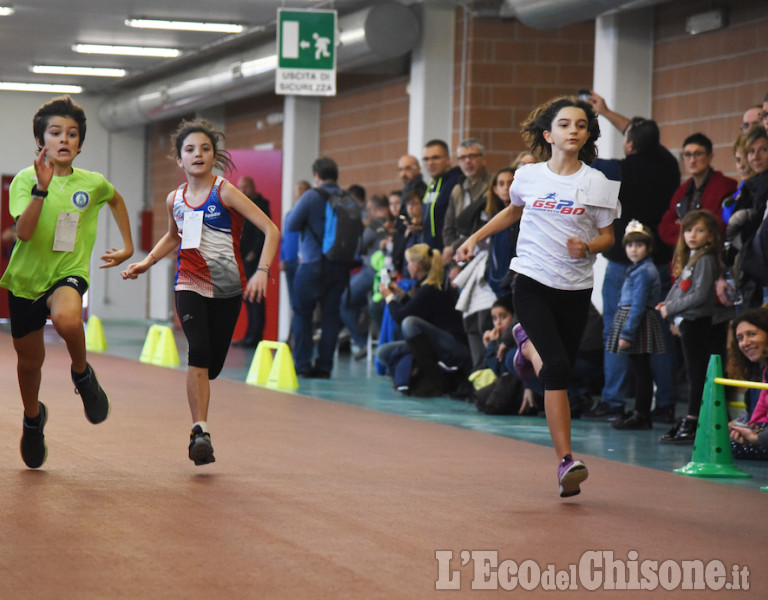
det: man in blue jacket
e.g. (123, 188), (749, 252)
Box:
(285, 157), (351, 378)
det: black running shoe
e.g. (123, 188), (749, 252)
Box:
(72, 363), (110, 424)
(21, 402), (48, 469)
(189, 425), (216, 466)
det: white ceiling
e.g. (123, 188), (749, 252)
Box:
(0, 0), (391, 94)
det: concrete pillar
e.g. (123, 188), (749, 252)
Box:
(407, 5), (456, 158)
(279, 95), (321, 339)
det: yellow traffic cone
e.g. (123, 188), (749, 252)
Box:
(85, 315), (108, 353)
(674, 355), (750, 478)
(245, 341), (298, 391)
(140, 324), (163, 364)
(151, 326), (180, 368)
(246, 341), (274, 386)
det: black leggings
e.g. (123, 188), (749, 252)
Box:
(679, 316), (714, 417)
(628, 353), (653, 415)
(512, 274), (591, 391)
(175, 291), (242, 380)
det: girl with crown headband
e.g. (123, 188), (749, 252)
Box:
(607, 220), (667, 430)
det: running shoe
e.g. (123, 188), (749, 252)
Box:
(21, 402), (48, 469)
(72, 363), (110, 424)
(189, 425), (216, 465)
(511, 323), (535, 380)
(558, 454), (588, 498)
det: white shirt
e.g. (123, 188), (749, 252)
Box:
(509, 161), (619, 291)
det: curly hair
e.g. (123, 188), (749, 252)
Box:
(520, 96), (600, 164)
(169, 119), (234, 174)
(726, 307), (768, 380)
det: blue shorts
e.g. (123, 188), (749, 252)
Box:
(8, 276), (88, 339)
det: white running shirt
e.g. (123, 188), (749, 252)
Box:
(509, 161), (619, 291)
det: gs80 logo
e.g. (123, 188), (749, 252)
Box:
(532, 198), (585, 215)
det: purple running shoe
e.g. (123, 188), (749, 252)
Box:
(558, 454), (588, 497)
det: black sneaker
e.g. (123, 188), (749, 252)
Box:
(611, 410), (652, 430)
(659, 416), (697, 444)
(21, 402), (48, 469)
(189, 425), (216, 465)
(72, 363), (110, 424)
(582, 401), (625, 421)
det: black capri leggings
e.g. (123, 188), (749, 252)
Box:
(512, 274), (591, 391)
(175, 291), (242, 380)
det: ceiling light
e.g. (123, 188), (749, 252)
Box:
(0, 82), (82, 93)
(0, 6), (14, 16)
(31, 65), (127, 77)
(72, 44), (180, 58)
(125, 18), (244, 34)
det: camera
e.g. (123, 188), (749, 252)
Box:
(578, 89), (591, 101)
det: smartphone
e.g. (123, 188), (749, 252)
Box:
(380, 269), (390, 286)
(578, 89), (591, 101)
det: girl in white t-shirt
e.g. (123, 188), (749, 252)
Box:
(457, 96), (620, 498)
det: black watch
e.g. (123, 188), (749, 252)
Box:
(31, 184), (48, 198)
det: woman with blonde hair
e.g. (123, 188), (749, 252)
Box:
(377, 243), (471, 381)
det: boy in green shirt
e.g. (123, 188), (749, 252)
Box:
(1, 96), (134, 468)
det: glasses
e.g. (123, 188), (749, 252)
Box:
(682, 150), (707, 159)
(457, 152), (482, 162)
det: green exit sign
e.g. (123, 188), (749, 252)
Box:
(276, 8), (337, 96)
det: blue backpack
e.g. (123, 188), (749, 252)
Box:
(314, 188), (364, 263)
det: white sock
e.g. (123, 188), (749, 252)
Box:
(193, 421), (208, 433)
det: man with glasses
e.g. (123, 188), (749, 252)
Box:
(420, 139), (461, 251)
(442, 138), (492, 264)
(658, 133), (736, 247)
(742, 105), (762, 133)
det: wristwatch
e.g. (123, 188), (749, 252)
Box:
(31, 184), (48, 198)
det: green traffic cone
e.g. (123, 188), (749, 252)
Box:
(674, 355), (751, 478)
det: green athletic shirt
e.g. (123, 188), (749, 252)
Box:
(0, 166), (115, 300)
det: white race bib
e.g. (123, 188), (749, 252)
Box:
(181, 211), (203, 249)
(53, 212), (79, 252)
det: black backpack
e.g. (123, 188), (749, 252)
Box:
(314, 188), (364, 263)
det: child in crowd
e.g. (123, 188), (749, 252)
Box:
(481, 294), (516, 374)
(656, 209), (721, 444)
(607, 221), (666, 430)
(457, 96), (620, 497)
(1, 96), (134, 469)
(402, 191), (424, 248)
(122, 119), (279, 465)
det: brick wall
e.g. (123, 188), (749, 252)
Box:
(453, 11), (595, 174)
(653, 0), (768, 176)
(225, 96), (285, 151)
(147, 119), (188, 245)
(320, 76), (410, 197)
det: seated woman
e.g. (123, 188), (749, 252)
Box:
(726, 307), (768, 460)
(377, 244), (471, 379)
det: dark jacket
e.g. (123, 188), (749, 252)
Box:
(388, 280), (466, 343)
(593, 146), (680, 266)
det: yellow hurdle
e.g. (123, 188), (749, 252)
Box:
(139, 324), (180, 368)
(246, 341), (298, 391)
(714, 377), (768, 391)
